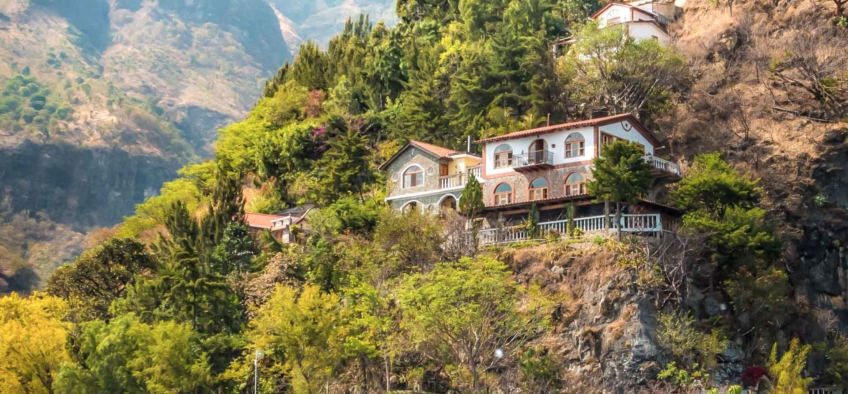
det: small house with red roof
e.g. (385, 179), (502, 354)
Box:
(245, 205), (313, 244)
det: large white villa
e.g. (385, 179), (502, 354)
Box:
(380, 114), (682, 244)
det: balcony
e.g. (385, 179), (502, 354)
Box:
(643, 155), (681, 178)
(438, 166), (485, 190)
(513, 150), (555, 172)
(439, 173), (465, 189)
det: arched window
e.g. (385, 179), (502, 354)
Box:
(565, 173), (586, 196)
(529, 178), (548, 201)
(564, 133), (585, 158)
(493, 183), (513, 206)
(403, 165), (424, 188)
(494, 144), (513, 169)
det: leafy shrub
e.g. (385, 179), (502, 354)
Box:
(767, 339), (812, 394)
(657, 311), (726, 370)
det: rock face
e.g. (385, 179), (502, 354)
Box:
(506, 244), (669, 393)
(0, 141), (180, 228)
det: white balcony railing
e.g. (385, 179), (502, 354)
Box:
(514, 150), (555, 168)
(468, 165), (482, 180)
(644, 155), (681, 176)
(437, 166), (485, 190)
(476, 214), (663, 245)
(439, 173), (465, 189)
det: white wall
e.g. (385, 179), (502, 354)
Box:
(483, 126), (596, 176)
(597, 120), (656, 155)
(597, 4), (635, 28)
(628, 23), (670, 46)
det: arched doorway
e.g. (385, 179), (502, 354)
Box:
(440, 195), (458, 213)
(402, 201), (420, 212)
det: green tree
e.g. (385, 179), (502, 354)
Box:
(672, 152), (761, 221)
(248, 284), (348, 394)
(558, 21), (688, 121)
(397, 257), (550, 392)
(291, 41), (329, 91)
(159, 245), (239, 334)
(656, 311), (726, 371)
(210, 222), (255, 275)
(55, 314), (212, 394)
(459, 172), (485, 252)
(587, 141), (652, 240)
(46, 238), (157, 320)
(314, 121), (374, 204)
(459, 173), (485, 219)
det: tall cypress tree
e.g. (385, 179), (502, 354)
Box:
(587, 141), (652, 240)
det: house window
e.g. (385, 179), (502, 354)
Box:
(529, 178), (549, 201)
(564, 133), (585, 158)
(403, 165), (424, 188)
(529, 139), (548, 164)
(565, 173), (586, 196)
(494, 144), (513, 169)
(494, 183), (513, 206)
(601, 133), (625, 147)
(602, 133), (647, 152)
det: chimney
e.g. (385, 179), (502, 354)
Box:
(467, 135), (472, 153)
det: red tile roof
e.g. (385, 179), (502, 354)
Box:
(409, 140), (458, 158)
(245, 213), (284, 230)
(476, 114), (660, 146)
(379, 140), (467, 170)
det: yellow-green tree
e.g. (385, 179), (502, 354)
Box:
(397, 257), (551, 392)
(248, 284), (348, 393)
(0, 292), (70, 394)
(54, 313), (213, 394)
(767, 339), (812, 394)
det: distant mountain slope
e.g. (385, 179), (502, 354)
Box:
(266, 0), (397, 53)
(0, 0), (293, 287)
(0, 0), (292, 155)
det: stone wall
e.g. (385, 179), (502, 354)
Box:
(385, 147), (442, 199)
(481, 164), (594, 206)
(388, 192), (460, 213)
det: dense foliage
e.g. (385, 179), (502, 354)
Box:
(2, 0), (840, 392)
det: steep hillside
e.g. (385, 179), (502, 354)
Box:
(668, 0), (848, 325)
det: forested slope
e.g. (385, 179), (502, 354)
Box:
(1, 0), (847, 393)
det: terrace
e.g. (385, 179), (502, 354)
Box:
(476, 213), (677, 245)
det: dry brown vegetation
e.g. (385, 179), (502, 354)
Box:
(667, 0), (848, 279)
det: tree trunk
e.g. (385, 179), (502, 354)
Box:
(616, 201), (622, 242)
(359, 353), (368, 393)
(604, 200), (611, 229)
(469, 360), (480, 393)
(385, 356), (390, 393)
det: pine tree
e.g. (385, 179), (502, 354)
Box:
(263, 63), (291, 98)
(315, 121), (374, 204)
(459, 174), (484, 219)
(587, 141), (652, 240)
(292, 41), (330, 91)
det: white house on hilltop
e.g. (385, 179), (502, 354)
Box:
(553, 0), (679, 56)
